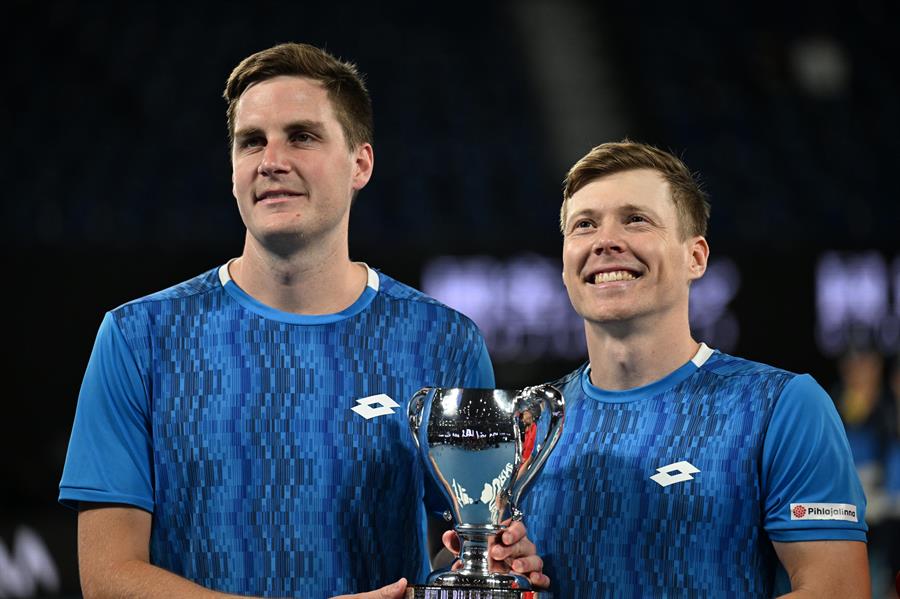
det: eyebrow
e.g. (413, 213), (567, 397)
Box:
(566, 207), (597, 223)
(618, 203), (661, 219)
(233, 120), (328, 141)
(284, 120), (327, 137)
(566, 203), (662, 227)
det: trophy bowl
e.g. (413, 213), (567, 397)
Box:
(407, 386), (565, 599)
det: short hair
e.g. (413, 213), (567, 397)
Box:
(223, 43), (373, 150)
(560, 140), (710, 238)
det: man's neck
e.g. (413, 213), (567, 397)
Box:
(230, 234), (367, 315)
(584, 317), (700, 391)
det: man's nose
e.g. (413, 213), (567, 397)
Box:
(258, 143), (290, 176)
(591, 225), (625, 254)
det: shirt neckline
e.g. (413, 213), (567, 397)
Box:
(582, 343), (715, 403)
(217, 260), (379, 325)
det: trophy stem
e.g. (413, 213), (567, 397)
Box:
(455, 528), (496, 576)
(422, 524), (534, 592)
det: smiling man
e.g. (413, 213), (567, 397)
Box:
(518, 140), (870, 597)
(58, 43), (544, 599)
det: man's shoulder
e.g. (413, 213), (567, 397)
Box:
(702, 350), (799, 382)
(88, 267), (223, 364)
(545, 363), (589, 395)
(375, 270), (440, 303)
(375, 270), (477, 324)
(109, 266), (222, 322)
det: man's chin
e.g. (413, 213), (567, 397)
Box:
(248, 227), (311, 255)
(580, 306), (642, 326)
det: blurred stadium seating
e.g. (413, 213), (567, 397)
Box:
(2, 0), (897, 596)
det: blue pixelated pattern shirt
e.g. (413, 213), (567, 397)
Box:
(60, 264), (494, 597)
(520, 345), (866, 598)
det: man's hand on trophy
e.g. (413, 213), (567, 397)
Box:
(441, 520), (551, 589)
(331, 578), (407, 599)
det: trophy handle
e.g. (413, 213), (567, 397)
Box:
(509, 384), (565, 509)
(407, 387), (433, 449)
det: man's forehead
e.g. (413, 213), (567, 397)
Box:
(241, 74), (327, 97)
(234, 75), (335, 124)
(569, 170), (673, 211)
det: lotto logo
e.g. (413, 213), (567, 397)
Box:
(650, 461), (700, 487)
(350, 394), (400, 420)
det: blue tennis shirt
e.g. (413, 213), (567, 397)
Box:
(520, 344), (866, 598)
(60, 263), (494, 597)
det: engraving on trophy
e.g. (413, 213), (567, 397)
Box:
(480, 462), (513, 523)
(452, 480), (474, 507)
(407, 386), (565, 599)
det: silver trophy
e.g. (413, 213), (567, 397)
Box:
(407, 386), (565, 599)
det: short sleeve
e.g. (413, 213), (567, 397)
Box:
(761, 374), (867, 542)
(58, 312), (155, 512)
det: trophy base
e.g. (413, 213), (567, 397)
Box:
(406, 586), (551, 598)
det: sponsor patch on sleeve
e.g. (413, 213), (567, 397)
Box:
(789, 503), (858, 522)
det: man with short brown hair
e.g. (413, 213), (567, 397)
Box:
(224, 42), (373, 155)
(59, 42), (544, 599)
(559, 139), (710, 238)
(521, 139), (869, 597)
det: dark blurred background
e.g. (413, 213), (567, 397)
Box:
(2, 0), (899, 596)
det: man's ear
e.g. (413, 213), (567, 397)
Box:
(351, 143), (374, 191)
(688, 236), (710, 281)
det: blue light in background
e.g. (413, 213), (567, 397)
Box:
(816, 251), (899, 356)
(423, 254), (742, 360)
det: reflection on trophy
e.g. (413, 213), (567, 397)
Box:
(407, 386), (565, 599)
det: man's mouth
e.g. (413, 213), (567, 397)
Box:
(255, 190), (305, 202)
(589, 270), (641, 284)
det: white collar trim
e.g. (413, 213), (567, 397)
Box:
(218, 260), (379, 291)
(691, 342), (714, 367)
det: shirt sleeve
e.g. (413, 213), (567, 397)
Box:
(761, 374), (867, 542)
(58, 312), (155, 512)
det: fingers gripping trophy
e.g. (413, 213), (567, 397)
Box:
(407, 386), (565, 598)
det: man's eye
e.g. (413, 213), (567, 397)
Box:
(627, 214), (647, 224)
(568, 220), (594, 234)
(291, 132), (314, 143)
(239, 137), (264, 149)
